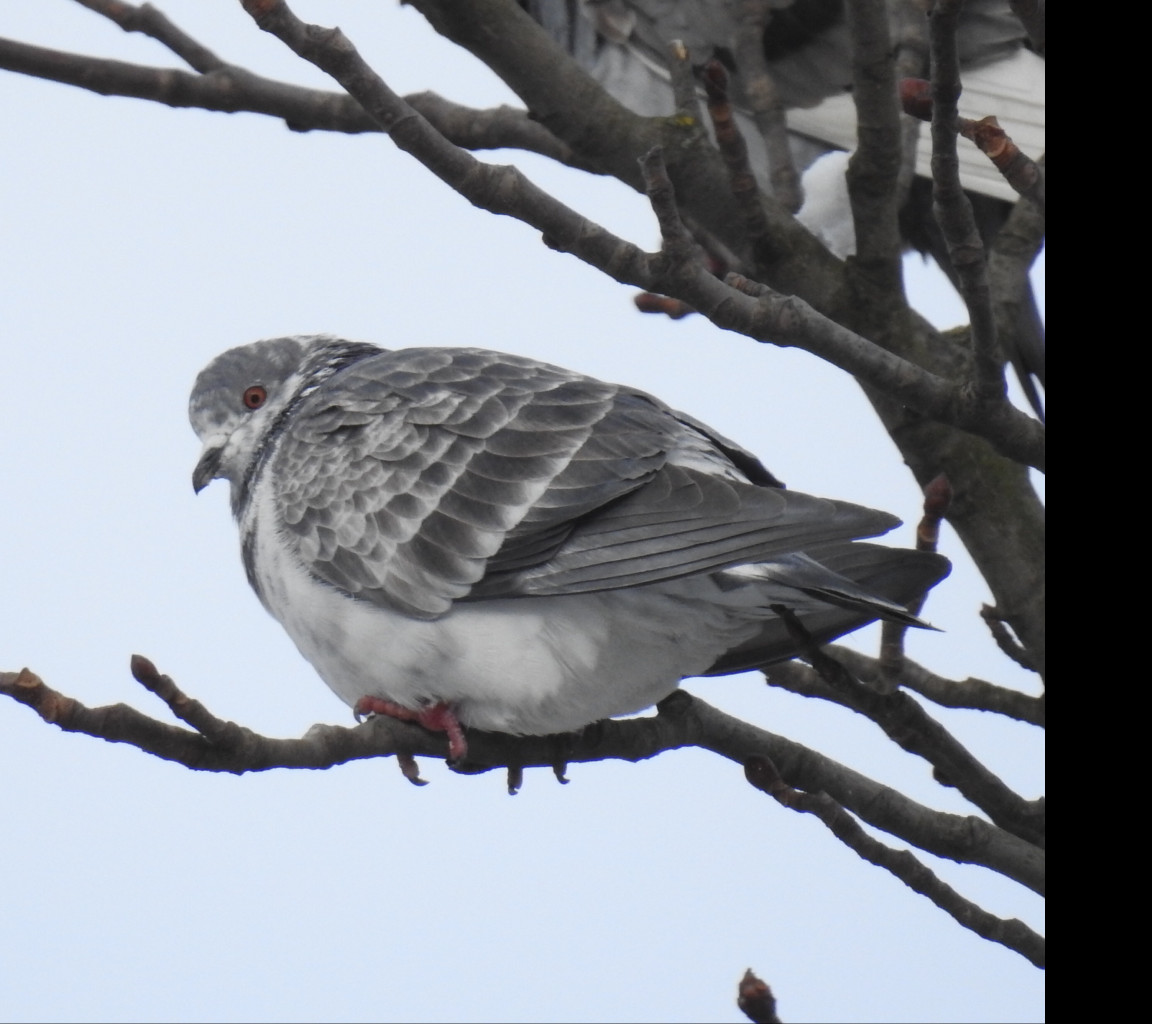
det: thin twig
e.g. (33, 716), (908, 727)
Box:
(0, 37), (582, 164)
(701, 59), (775, 246)
(665, 38), (702, 122)
(981, 605), (1038, 672)
(879, 473), (952, 681)
(901, 78), (1044, 210)
(73, 0), (226, 73)
(825, 645), (1044, 726)
(639, 147), (706, 264)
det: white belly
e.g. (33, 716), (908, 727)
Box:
(247, 516), (764, 735)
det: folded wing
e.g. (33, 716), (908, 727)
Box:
(270, 347), (915, 619)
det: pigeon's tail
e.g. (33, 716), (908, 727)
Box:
(751, 551), (942, 629)
(703, 544), (951, 676)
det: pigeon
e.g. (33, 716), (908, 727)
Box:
(190, 335), (949, 758)
(522, 0), (1045, 417)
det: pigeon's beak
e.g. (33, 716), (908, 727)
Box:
(192, 444), (224, 494)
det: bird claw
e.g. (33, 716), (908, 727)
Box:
(506, 764), (524, 795)
(396, 750), (429, 787)
(416, 702), (468, 762)
(353, 696), (469, 761)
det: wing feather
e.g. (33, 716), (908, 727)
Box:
(270, 345), (900, 619)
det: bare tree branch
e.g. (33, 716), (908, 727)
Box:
(36, 0), (1050, 467)
(844, 0), (904, 282)
(824, 645), (1044, 726)
(663, 37), (702, 120)
(988, 175), (1047, 412)
(927, 0), (1003, 406)
(74, 0), (227, 73)
(900, 78), (1045, 210)
(225, 0), (1045, 474)
(732, 0), (802, 213)
(0, 2), (1047, 659)
(744, 755), (1044, 967)
(0, 664), (1044, 896)
(407, 0), (849, 295)
(879, 473), (952, 679)
(761, 659), (1043, 846)
(701, 59), (775, 248)
(981, 604), (1039, 672)
(722, 274), (1043, 469)
(0, 37), (581, 165)
(891, 0), (931, 204)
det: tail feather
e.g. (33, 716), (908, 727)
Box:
(703, 544), (950, 676)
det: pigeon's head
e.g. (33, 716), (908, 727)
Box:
(189, 336), (313, 499)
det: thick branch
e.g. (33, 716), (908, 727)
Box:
(844, 0), (904, 280)
(762, 660), (1044, 846)
(718, 274), (1044, 471)
(407, 0), (845, 298)
(745, 755), (1044, 967)
(1, 666), (1043, 896)
(928, 0), (1003, 405)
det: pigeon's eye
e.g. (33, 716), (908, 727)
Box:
(243, 385), (268, 410)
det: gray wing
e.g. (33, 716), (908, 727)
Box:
(468, 461), (897, 599)
(271, 347), (900, 619)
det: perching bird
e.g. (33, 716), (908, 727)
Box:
(190, 336), (949, 758)
(522, 0), (1045, 417)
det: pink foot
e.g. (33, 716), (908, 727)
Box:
(354, 696), (468, 761)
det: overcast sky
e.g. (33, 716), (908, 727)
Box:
(1, 3), (1043, 1022)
